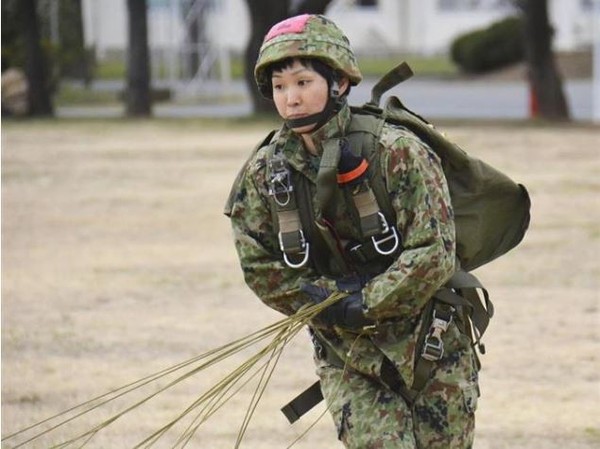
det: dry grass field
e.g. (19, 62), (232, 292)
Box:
(2, 118), (599, 449)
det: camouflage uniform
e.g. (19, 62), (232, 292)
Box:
(226, 14), (479, 449)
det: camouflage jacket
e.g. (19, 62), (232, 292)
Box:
(226, 103), (460, 386)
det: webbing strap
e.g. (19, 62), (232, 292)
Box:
(444, 270), (494, 337)
(268, 152), (311, 267)
(316, 139), (342, 218)
(412, 358), (434, 393)
(281, 381), (323, 424)
(352, 188), (383, 238)
(369, 61), (414, 107)
(411, 300), (452, 392)
(347, 115), (397, 239)
(412, 271), (492, 392)
(281, 271), (493, 423)
(278, 209), (304, 253)
(314, 218), (351, 274)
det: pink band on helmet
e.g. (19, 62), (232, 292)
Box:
(265, 14), (310, 42)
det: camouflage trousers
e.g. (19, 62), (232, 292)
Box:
(316, 344), (479, 449)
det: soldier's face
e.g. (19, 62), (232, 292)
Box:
(271, 59), (329, 133)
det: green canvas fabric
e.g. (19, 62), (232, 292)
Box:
(351, 89), (531, 272)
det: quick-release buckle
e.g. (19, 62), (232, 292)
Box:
(371, 212), (400, 256)
(421, 310), (453, 362)
(268, 159), (293, 207)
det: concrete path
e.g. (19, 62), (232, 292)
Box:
(57, 78), (595, 121)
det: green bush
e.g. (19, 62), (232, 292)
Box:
(450, 16), (524, 74)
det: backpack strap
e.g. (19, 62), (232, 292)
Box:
(347, 113), (396, 226)
(443, 269), (494, 351)
(345, 114), (402, 261)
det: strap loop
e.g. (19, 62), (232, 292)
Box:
(269, 153), (311, 268)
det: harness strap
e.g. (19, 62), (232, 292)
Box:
(411, 300), (455, 392)
(442, 270), (494, 342)
(352, 188), (381, 237)
(281, 270), (490, 423)
(347, 115), (398, 239)
(278, 209), (304, 252)
(314, 218), (352, 274)
(281, 381), (323, 424)
(316, 139), (342, 219)
(268, 152), (310, 268)
(281, 330), (345, 424)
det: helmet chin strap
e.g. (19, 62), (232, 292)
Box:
(285, 81), (343, 131)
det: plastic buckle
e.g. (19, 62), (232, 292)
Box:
(371, 212), (400, 256)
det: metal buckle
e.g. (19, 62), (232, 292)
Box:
(421, 336), (444, 362)
(268, 159), (293, 207)
(371, 212), (400, 256)
(279, 230), (310, 268)
(421, 310), (452, 362)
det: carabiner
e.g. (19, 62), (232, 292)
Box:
(371, 212), (400, 255)
(283, 243), (310, 268)
(279, 230), (310, 268)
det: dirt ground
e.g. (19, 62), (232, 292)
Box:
(2, 118), (599, 448)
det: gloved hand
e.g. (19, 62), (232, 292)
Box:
(301, 283), (373, 330)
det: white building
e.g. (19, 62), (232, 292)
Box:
(80, 0), (597, 95)
(82, 0), (596, 58)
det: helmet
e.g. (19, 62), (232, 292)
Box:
(254, 14), (362, 98)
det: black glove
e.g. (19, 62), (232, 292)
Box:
(301, 284), (373, 330)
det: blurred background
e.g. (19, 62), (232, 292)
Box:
(2, 2), (599, 448)
(2, 0), (599, 122)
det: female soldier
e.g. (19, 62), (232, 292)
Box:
(225, 14), (479, 449)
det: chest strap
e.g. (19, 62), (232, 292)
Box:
(268, 137), (400, 270)
(267, 153), (310, 268)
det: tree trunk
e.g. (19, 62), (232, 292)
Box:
(244, 0), (289, 114)
(20, 0), (54, 116)
(519, 0), (569, 120)
(243, 0), (333, 114)
(59, 0), (92, 85)
(188, 16), (201, 77)
(126, 0), (152, 117)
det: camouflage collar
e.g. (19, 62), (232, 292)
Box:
(278, 102), (351, 182)
(308, 101), (351, 148)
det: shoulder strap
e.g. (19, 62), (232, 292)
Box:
(347, 112), (396, 235)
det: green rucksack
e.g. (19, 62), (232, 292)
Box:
(351, 62), (531, 272)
